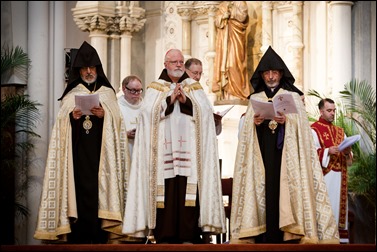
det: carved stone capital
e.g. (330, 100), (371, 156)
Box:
(73, 14), (108, 32)
(177, 1), (221, 20)
(72, 1), (116, 33)
(119, 16), (146, 33)
(72, 1), (146, 35)
(117, 4), (146, 33)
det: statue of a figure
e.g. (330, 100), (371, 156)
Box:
(212, 1), (250, 100)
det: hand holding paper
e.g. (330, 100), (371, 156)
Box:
(338, 134), (361, 152)
(75, 93), (100, 115)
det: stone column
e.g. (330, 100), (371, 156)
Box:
(120, 32), (132, 90)
(181, 16), (192, 59)
(261, 1), (273, 53)
(177, 4), (193, 59)
(206, 5), (218, 104)
(118, 2), (146, 93)
(72, 1), (118, 76)
(89, 30), (109, 74)
(289, 1), (304, 91)
(328, 1), (353, 97)
(27, 1), (49, 244)
(109, 34), (120, 92)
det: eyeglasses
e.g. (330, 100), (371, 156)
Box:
(167, 60), (184, 66)
(125, 86), (143, 94)
(188, 69), (202, 76)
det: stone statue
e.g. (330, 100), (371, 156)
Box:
(213, 1), (250, 101)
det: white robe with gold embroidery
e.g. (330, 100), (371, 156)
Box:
(122, 78), (226, 238)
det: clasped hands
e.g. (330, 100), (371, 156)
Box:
(72, 106), (104, 120)
(254, 111), (286, 125)
(170, 83), (186, 104)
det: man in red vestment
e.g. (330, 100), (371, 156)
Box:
(311, 98), (353, 243)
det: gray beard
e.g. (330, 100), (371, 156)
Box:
(82, 74), (97, 84)
(168, 69), (184, 78)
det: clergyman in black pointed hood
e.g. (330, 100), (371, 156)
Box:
(250, 46), (303, 96)
(231, 46), (339, 244)
(59, 41), (114, 100)
(34, 41), (129, 244)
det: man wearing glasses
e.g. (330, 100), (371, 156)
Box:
(185, 57), (222, 136)
(118, 75), (144, 158)
(122, 49), (226, 244)
(185, 58), (203, 82)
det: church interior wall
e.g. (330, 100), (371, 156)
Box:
(162, 2), (183, 58)
(65, 2), (89, 50)
(272, 3), (301, 87)
(352, 1), (375, 90)
(1, 0), (376, 245)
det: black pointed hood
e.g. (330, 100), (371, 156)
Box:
(58, 41), (114, 100)
(249, 46), (303, 95)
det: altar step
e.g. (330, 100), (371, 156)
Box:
(1, 244), (375, 251)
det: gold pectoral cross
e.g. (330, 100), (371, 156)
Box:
(130, 117), (138, 126)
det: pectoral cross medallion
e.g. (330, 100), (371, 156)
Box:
(83, 115), (92, 134)
(268, 120), (278, 134)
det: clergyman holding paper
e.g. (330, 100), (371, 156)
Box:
(311, 97), (354, 243)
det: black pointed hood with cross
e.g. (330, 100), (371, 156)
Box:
(249, 46), (303, 96)
(58, 41), (114, 100)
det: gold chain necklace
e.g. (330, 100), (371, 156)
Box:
(90, 82), (97, 94)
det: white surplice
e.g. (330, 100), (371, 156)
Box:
(118, 96), (143, 157)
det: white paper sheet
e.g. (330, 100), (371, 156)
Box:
(75, 93), (99, 115)
(338, 134), (361, 152)
(219, 105), (235, 117)
(250, 93), (298, 120)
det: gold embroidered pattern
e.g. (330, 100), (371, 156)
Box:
(148, 82), (170, 92)
(183, 82), (203, 92)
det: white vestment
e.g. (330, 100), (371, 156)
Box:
(122, 78), (226, 238)
(118, 96), (143, 157)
